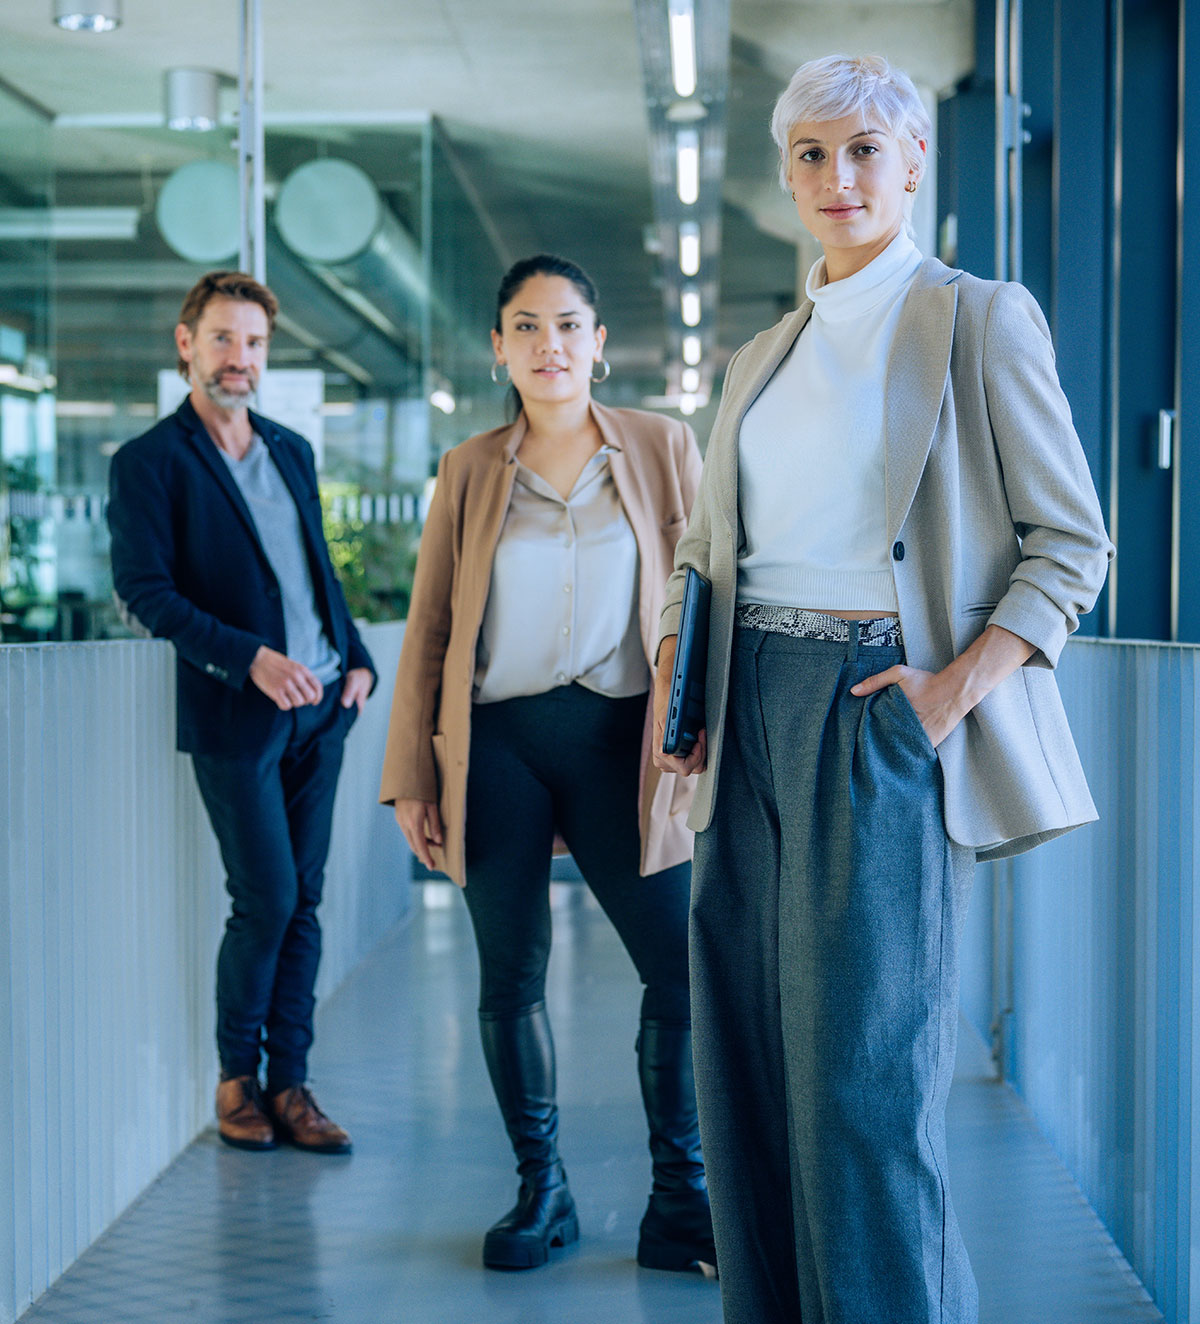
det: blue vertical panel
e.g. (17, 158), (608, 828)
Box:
(1176, 0), (1200, 641)
(1110, 0), (1179, 639)
(1020, 0), (1055, 316)
(1050, 0), (1113, 638)
(996, 639), (1200, 1323)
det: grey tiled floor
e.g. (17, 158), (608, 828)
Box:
(21, 883), (1163, 1323)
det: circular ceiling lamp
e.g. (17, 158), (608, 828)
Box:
(53, 0), (121, 31)
(165, 68), (220, 132)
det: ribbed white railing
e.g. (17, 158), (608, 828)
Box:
(960, 637), (1200, 1324)
(0, 622), (410, 1324)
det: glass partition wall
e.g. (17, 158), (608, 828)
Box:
(0, 104), (504, 642)
(0, 82), (56, 642)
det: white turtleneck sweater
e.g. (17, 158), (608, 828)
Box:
(736, 230), (923, 613)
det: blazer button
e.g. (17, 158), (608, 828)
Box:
(892, 541), (905, 562)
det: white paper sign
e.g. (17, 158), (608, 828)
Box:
(156, 368), (327, 470)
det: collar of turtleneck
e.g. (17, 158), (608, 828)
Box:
(804, 229), (922, 325)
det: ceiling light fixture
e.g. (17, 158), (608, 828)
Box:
(678, 221), (700, 277)
(165, 68), (221, 131)
(53, 0), (120, 30)
(676, 130), (699, 206)
(668, 0), (697, 99)
(681, 366), (700, 393)
(679, 393), (697, 416)
(430, 389), (457, 415)
(682, 334), (702, 365)
(680, 288), (701, 327)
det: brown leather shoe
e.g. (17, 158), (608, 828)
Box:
(216, 1075), (277, 1151)
(269, 1085), (352, 1154)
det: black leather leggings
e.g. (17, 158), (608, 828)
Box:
(461, 684), (692, 1024)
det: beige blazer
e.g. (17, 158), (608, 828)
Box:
(659, 257), (1114, 861)
(381, 401), (702, 886)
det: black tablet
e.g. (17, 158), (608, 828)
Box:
(662, 567), (711, 757)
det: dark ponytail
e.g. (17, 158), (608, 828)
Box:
(493, 254), (601, 423)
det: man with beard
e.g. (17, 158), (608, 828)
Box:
(107, 271), (375, 1154)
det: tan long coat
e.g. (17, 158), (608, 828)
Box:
(380, 401), (701, 887)
(659, 257), (1115, 861)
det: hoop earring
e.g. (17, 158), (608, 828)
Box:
(489, 361), (510, 385)
(905, 180), (918, 194)
(791, 191), (796, 201)
(590, 359), (611, 384)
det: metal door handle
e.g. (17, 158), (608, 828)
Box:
(1158, 409), (1176, 470)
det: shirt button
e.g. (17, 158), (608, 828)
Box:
(556, 672), (567, 683)
(562, 625), (570, 635)
(892, 541), (905, 562)
(563, 584), (572, 593)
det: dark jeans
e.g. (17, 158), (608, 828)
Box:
(691, 628), (978, 1324)
(461, 684), (691, 1025)
(192, 683), (354, 1094)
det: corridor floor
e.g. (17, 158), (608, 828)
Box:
(20, 883), (1163, 1324)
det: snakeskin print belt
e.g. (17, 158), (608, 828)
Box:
(735, 603), (903, 648)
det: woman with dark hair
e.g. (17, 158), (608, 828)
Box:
(653, 54), (1112, 1324)
(380, 254), (714, 1274)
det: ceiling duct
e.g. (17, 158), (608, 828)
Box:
(275, 159), (431, 357)
(153, 159), (414, 390)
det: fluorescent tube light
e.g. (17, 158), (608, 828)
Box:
(668, 0), (697, 99)
(681, 288), (701, 327)
(678, 222), (700, 277)
(676, 130), (699, 206)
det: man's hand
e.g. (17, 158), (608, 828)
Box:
(651, 634), (708, 776)
(341, 667), (373, 714)
(249, 645), (323, 710)
(394, 799), (444, 870)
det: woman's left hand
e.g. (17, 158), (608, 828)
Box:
(851, 625), (1037, 749)
(850, 664), (968, 749)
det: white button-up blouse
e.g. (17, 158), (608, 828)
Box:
(473, 446), (649, 704)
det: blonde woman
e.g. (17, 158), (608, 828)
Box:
(653, 55), (1113, 1324)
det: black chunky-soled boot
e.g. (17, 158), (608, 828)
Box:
(635, 1020), (717, 1273)
(479, 1003), (579, 1270)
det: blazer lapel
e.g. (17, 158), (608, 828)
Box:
(459, 420), (521, 638)
(714, 305), (812, 533)
(884, 260), (959, 541)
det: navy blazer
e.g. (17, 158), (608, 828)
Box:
(108, 397), (375, 756)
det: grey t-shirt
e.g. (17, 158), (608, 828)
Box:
(219, 434), (341, 684)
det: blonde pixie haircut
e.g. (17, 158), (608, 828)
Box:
(770, 54), (932, 192)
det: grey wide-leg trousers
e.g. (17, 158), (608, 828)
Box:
(691, 626), (978, 1324)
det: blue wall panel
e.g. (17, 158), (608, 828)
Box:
(961, 638), (1200, 1323)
